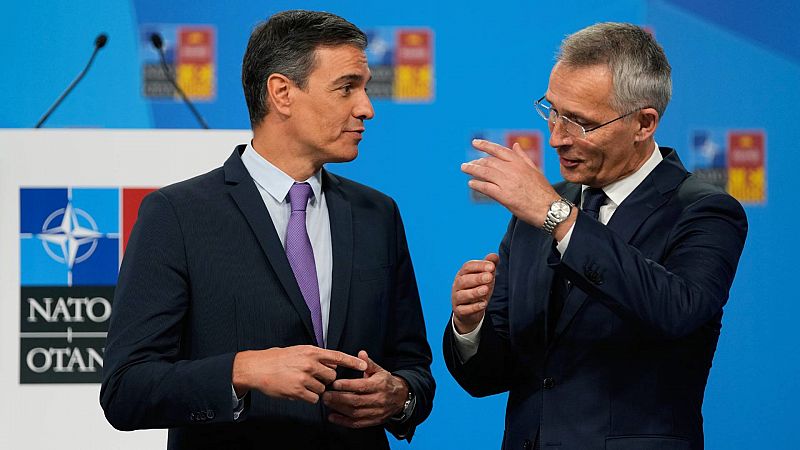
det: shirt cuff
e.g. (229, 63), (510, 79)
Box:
(555, 221), (576, 256)
(232, 384), (246, 421)
(452, 315), (483, 362)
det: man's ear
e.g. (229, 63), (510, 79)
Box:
(266, 73), (293, 116)
(633, 107), (659, 143)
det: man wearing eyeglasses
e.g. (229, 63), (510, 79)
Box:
(443, 23), (747, 450)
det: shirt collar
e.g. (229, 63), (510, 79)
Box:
(583, 142), (663, 207)
(241, 142), (323, 205)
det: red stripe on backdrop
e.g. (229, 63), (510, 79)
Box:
(122, 188), (157, 254)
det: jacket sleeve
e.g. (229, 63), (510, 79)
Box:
(553, 192), (748, 339)
(100, 190), (237, 431)
(443, 217), (518, 397)
(383, 201), (435, 441)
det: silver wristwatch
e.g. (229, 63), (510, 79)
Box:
(542, 198), (574, 235)
(390, 389), (416, 423)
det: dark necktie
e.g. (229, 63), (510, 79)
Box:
(582, 187), (607, 221)
(285, 182), (324, 347)
(548, 188), (608, 338)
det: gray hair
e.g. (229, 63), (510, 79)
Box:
(557, 22), (672, 117)
(242, 10), (368, 128)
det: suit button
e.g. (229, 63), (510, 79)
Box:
(543, 377), (555, 389)
(585, 270), (603, 285)
(522, 439), (532, 450)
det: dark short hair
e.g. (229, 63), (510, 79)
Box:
(557, 22), (672, 117)
(242, 10), (368, 128)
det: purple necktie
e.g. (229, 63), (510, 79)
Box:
(285, 182), (323, 347)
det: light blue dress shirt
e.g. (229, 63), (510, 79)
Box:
(230, 143), (334, 419)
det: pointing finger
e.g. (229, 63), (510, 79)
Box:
(472, 139), (514, 161)
(318, 349), (368, 371)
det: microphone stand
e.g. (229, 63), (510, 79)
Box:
(35, 34), (108, 128)
(150, 33), (210, 129)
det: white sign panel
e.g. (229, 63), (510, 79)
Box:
(0, 129), (252, 449)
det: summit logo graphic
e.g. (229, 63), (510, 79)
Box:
(19, 187), (153, 383)
(139, 24), (216, 100)
(365, 27), (434, 102)
(690, 129), (766, 205)
(467, 130), (543, 204)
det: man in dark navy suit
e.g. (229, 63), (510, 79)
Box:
(101, 10), (433, 449)
(444, 23), (746, 450)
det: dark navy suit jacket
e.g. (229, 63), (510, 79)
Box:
(443, 148), (747, 450)
(101, 146), (434, 449)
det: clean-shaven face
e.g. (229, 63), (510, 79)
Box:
(545, 62), (648, 187)
(288, 45), (374, 165)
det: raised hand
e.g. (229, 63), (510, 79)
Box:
(451, 253), (500, 334)
(462, 139), (561, 229)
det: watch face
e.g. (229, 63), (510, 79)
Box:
(551, 201), (571, 220)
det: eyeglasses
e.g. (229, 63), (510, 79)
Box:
(534, 96), (638, 139)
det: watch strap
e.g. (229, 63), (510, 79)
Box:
(542, 198), (574, 235)
(390, 389), (415, 423)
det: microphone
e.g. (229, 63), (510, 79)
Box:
(35, 33), (108, 128)
(149, 32), (210, 129)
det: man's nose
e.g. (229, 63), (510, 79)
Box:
(549, 119), (574, 148)
(354, 91), (374, 121)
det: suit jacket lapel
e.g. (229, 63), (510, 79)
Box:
(322, 170), (353, 351)
(551, 147), (688, 341)
(223, 146), (317, 344)
(605, 147), (688, 241)
(552, 287), (588, 341)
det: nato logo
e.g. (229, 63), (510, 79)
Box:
(692, 130), (726, 169)
(20, 188), (120, 286)
(366, 28), (395, 66)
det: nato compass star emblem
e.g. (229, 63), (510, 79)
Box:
(697, 136), (721, 165)
(20, 187), (126, 287)
(37, 202), (109, 269)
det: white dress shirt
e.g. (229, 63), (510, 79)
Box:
(454, 144), (664, 361)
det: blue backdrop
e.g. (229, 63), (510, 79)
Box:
(3, 0), (797, 448)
